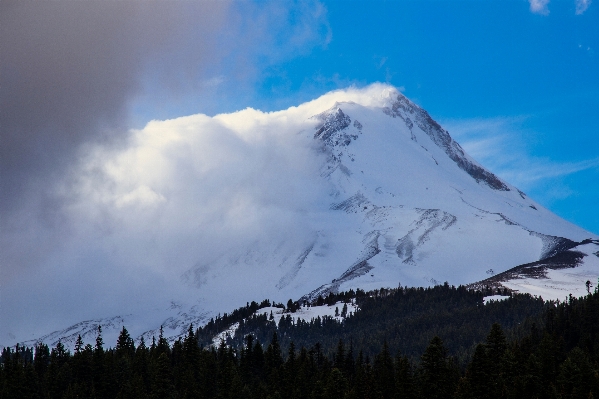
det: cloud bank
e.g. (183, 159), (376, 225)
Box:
(0, 1), (330, 277)
(0, 82), (396, 344)
(0, 0), (331, 344)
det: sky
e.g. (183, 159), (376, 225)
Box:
(1, 0), (598, 343)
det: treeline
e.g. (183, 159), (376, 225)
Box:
(207, 284), (547, 365)
(2, 286), (598, 398)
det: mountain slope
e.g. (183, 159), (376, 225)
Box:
(12, 84), (599, 349)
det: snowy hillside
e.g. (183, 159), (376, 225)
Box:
(10, 84), (599, 350)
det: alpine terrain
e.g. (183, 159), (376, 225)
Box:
(15, 84), (599, 349)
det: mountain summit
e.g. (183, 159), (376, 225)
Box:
(12, 84), (599, 349)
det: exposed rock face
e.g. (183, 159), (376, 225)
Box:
(314, 108), (352, 144)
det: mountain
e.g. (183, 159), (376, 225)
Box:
(15, 84), (599, 350)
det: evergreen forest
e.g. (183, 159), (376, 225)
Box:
(2, 283), (598, 398)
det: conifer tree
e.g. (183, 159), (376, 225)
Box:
(134, 336), (150, 394)
(74, 335), (84, 355)
(557, 348), (597, 399)
(157, 325), (170, 357)
(464, 343), (490, 399)
(265, 332), (283, 396)
(284, 341), (297, 394)
(116, 326), (136, 359)
(395, 352), (415, 399)
(334, 339), (345, 370)
(418, 336), (457, 399)
(324, 367), (346, 399)
(33, 342), (50, 378)
(95, 326), (104, 353)
(344, 339), (355, 381)
(152, 352), (174, 399)
(93, 326), (109, 398)
(373, 341), (395, 399)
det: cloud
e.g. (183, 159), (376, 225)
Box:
(0, 0), (331, 344)
(443, 117), (599, 195)
(576, 0), (592, 14)
(0, 0), (330, 272)
(4, 83), (395, 344)
(529, 0), (550, 15)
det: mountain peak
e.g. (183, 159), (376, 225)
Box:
(6, 84), (597, 350)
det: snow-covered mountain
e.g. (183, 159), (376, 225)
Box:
(15, 84), (599, 350)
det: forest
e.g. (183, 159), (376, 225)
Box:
(1, 283), (598, 398)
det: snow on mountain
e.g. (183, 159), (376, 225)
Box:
(469, 240), (599, 301)
(211, 301), (358, 348)
(11, 84), (598, 350)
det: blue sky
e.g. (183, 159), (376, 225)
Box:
(148, 0), (598, 234)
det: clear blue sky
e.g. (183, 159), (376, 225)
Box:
(237, 0), (599, 234)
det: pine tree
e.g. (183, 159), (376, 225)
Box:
(157, 325), (170, 357)
(151, 352), (174, 399)
(395, 353), (415, 399)
(334, 339), (345, 370)
(115, 327), (135, 397)
(557, 348), (597, 399)
(373, 341), (394, 399)
(116, 326), (136, 359)
(284, 341), (297, 394)
(95, 326), (104, 353)
(179, 324), (201, 398)
(75, 335), (84, 355)
(418, 336), (457, 399)
(265, 332), (283, 396)
(324, 368), (346, 399)
(464, 343), (491, 399)
(134, 336), (150, 395)
(93, 326), (109, 398)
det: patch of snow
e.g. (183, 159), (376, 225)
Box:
(483, 295), (510, 304)
(256, 301), (359, 325)
(212, 322), (240, 347)
(208, 301), (359, 347)
(501, 243), (599, 301)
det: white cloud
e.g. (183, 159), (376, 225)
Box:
(576, 0), (592, 14)
(529, 0), (550, 15)
(0, 0), (334, 345)
(1, 84), (399, 344)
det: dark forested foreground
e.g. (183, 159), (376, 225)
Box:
(2, 285), (599, 399)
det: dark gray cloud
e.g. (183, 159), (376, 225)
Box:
(0, 2), (230, 291)
(0, 1), (229, 216)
